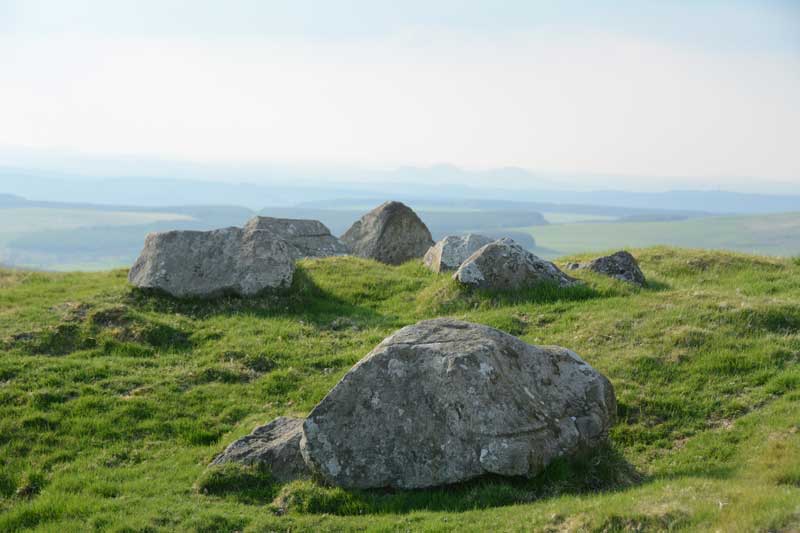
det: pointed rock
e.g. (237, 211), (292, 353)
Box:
(341, 201), (433, 265)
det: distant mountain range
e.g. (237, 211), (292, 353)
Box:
(1, 164), (798, 215)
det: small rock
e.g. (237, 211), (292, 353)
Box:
(568, 251), (646, 286)
(211, 417), (309, 482)
(328, 317), (361, 331)
(453, 238), (577, 290)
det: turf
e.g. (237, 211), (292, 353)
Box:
(0, 248), (798, 532)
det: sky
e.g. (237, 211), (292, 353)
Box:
(1, 0), (799, 190)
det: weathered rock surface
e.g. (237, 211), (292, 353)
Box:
(423, 234), (493, 273)
(300, 318), (616, 489)
(128, 225), (294, 298)
(244, 216), (348, 260)
(454, 238), (577, 290)
(211, 417), (309, 482)
(340, 201), (434, 265)
(566, 251), (646, 286)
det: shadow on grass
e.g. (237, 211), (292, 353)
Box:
(279, 444), (642, 515)
(657, 464), (737, 481)
(198, 444), (643, 515)
(195, 463), (281, 505)
(417, 278), (612, 317)
(124, 266), (388, 329)
(476, 281), (605, 306)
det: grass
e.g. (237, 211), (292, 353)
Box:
(522, 212), (800, 258)
(0, 248), (799, 531)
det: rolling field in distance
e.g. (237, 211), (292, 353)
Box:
(524, 212), (800, 259)
(2, 203), (800, 272)
(1, 248), (798, 531)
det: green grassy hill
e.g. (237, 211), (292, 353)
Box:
(1, 248), (799, 532)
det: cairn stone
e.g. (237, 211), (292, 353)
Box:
(423, 234), (493, 272)
(454, 238), (576, 290)
(300, 318), (616, 489)
(244, 217), (348, 260)
(128, 225), (294, 298)
(341, 201), (433, 265)
(566, 251), (646, 286)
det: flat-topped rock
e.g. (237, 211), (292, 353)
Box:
(211, 416), (309, 482)
(566, 251), (646, 286)
(244, 216), (348, 260)
(454, 238), (577, 290)
(300, 318), (616, 489)
(341, 201), (434, 265)
(128, 225), (294, 298)
(423, 234), (493, 273)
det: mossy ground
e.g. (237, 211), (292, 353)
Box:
(1, 247), (798, 531)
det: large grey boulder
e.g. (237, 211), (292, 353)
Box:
(244, 217), (348, 260)
(300, 318), (616, 489)
(128, 225), (294, 298)
(340, 201), (434, 265)
(211, 417), (309, 482)
(454, 238), (577, 290)
(423, 234), (493, 273)
(566, 251), (646, 286)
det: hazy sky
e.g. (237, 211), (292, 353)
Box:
(1, 1), (799, 188)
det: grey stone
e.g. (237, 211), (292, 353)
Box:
(423, 234), (493, 273)
(244, 216), (348, 260)
(128, 225), (294, 298)
(300, 318), (616, 489)
(211, 417), (309, 482)
(454, 238), (577, 290)
(567, 251), (646, 286)
(340, 201), (434, 265)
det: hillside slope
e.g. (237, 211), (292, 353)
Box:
(0, 248), (798, 531)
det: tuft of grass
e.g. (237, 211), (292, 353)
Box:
(14, 471), (47, 499)
(195, 463), (279, 504)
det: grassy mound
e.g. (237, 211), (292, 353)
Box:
(0, 248), (798, 531)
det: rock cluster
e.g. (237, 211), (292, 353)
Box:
(129, 216), (349, 298)
(566, 250), (646, 286)
(454, 238), (577, 290)
(341, 201), (434, 265)
(132, 201), (620, 491)
(211, 319), (616, 490)
(128, 202), (439, 297)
